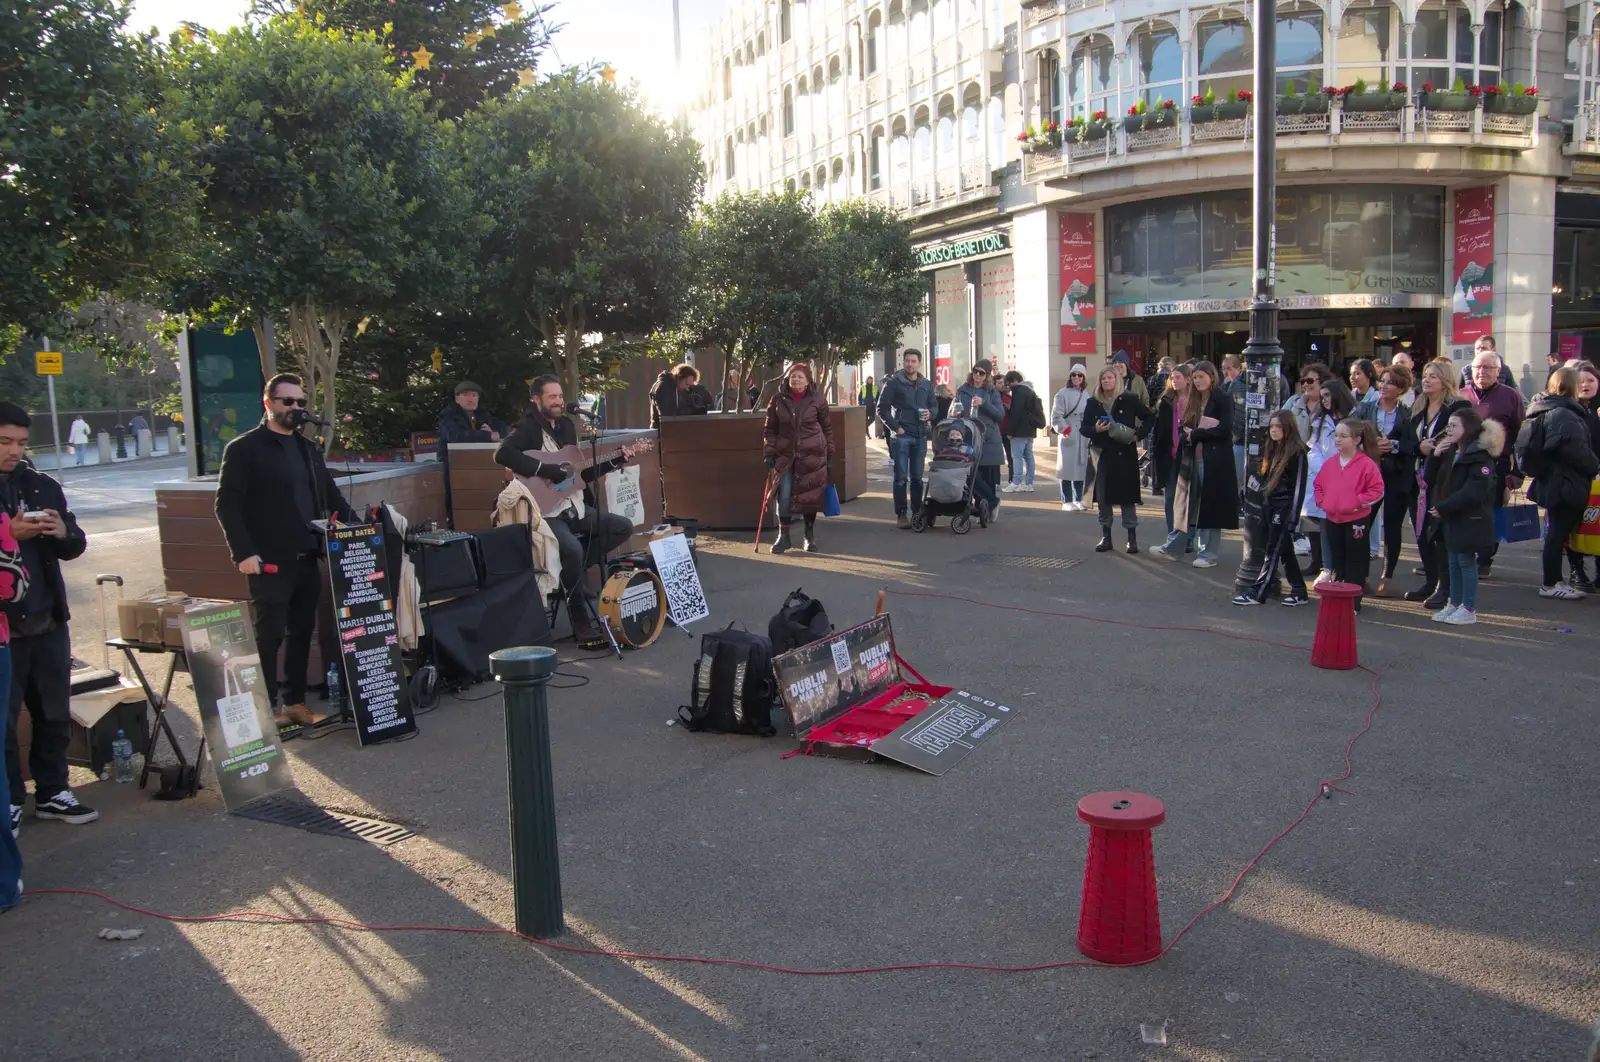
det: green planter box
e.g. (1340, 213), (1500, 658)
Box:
(1301, 95), (1331, 114)
(1484, 94), (1538, 115)
(1075, 122), (1110, 142)
(1419, 92), (1479, 112)
(1213, 101), (1250, 120)
(1341, 92), (1405, 112)
(1276, 96), (1302, 115)
(1123, 110), (1177, 132)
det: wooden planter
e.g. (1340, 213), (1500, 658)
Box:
(659, 407), (867, 530)
(1419, 92), (1479, 111)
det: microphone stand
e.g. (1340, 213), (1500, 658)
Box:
(567, 404), (622, 659)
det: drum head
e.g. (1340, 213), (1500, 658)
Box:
(599, 569), (666, 649)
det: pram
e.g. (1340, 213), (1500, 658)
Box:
(912, 415), (989, 534)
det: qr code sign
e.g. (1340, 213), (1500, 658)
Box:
(649, 533), (709, 626)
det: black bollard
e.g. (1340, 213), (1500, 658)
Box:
(113, 424), (128, 460)
(489, 646), (564, 939)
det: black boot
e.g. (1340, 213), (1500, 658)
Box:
(1125, 528), (1139, 554)
(771, 521), (792, 554)
(1095, 530), (1113, 553)
(802, 515), (818, 553)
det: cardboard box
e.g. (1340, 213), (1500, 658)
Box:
(118, 595), (190, 646)
(170, 597), (235, 648)
(773, 613), (1016, 777)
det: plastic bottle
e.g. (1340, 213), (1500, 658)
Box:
(326, 662), (343, 713)
(112, 729), (135, 784)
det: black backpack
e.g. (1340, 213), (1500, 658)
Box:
(678, 625), (778, 736)
(1515, 413), (1551, 484)
(768, 588), (831, 656)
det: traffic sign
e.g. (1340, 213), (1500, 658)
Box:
(35, 350), (62, 375)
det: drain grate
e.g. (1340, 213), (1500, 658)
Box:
(233, 796), (415, 847)
(962, 553), (1083, 571)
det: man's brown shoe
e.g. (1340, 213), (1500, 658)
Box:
(284, 703), (319, 727)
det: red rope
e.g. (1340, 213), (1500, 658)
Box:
(22, 589), (1385, 976)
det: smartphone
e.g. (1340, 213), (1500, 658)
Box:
(22, 510), (48, 520)
(1098, 416), (1111, 426)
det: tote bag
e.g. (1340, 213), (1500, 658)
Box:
(822, 483), (841, 517)
(1566, 478), (1600, 556)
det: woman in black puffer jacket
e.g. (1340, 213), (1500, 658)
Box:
(1565, 361), (1600, 591)
(1518, 366), (1600, 599)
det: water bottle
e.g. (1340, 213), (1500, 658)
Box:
(326, 662), (343, 713)
(112, 729), (135, 784)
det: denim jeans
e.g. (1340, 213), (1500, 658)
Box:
(1166, 526), (1219, 559)
(889, 432), (927, 514)
(775, 466), (794, 520)
(1232, 443), (1246, 492)
(74, 445), (85, 466)
(1448, 551), (1479, 611)
(1060, 479), (1084, 503)
(0, 645), (20, 909)
(1008, 437), (1036, 486)
(1162, 460), (1179, 537)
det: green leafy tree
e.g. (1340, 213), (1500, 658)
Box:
(465, 72), (703, 400)
(670, 190), (822, 410)
(808, 199), (925, 393)
(0, 0), (199, 336)
(251, 0), (557, 119)
(167, 16), (477, 448)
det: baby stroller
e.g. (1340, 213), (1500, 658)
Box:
(912, 415), (989, 535)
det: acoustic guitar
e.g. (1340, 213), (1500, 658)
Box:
(514, 438), (656, 516)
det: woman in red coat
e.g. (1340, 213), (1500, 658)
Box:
(763, 361), (834, 554)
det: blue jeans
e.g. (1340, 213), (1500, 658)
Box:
(1233, 443), (1246, 492)
(1448, 551), (1479, 611)
(74, 444), (85, 466)
(0, 646), (19, 909)
(1060, 479), (1084, 503)
(889, 432), (927, 514)
(1008, 437), (1035, 486)
(775, 467), (794, 520)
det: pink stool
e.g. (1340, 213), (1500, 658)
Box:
(1076, 791), (1165, 964)
(1311, 580), (1362, 670)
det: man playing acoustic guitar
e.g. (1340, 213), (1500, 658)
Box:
(495, 375), (634, 644)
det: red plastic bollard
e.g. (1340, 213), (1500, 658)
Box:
(1076, 791), (1165, 965)
(1310, 580), (1362, 670)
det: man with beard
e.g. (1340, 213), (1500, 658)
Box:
(216, 374), (356, 728)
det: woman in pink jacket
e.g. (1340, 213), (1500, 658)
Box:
(1313, 418), (1385, 611)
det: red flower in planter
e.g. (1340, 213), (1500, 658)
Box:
(1191, 93), (1204, 104)
(1091, 109), (1107, 121)
(1524, 86), (1540, 96)
(1128, 103), (1139, 116)
(1235, 89), (1252, 102)
(1161, 99), (1175, 109)
(1484, 84), (1503, 95)
(1391, 82), (1407, 93)
(1046, 120), (1060, 131)
(1421, 82), (1435, 93)
(1016, 132), (1028, 141)
(1468, 84), (1483, 96)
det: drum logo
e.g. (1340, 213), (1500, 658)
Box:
(620, 582), (659, 620)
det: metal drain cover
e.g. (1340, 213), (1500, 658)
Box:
(962, 554), (1084, 571)
(233, 796), (415, 847)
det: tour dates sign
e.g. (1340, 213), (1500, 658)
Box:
(326, 524), (415, 745)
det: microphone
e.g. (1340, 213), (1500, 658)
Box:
(565, 402), (594, 420)
(291, 408), (331, 428)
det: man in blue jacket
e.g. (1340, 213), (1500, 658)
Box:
(877, 349), (936, 529)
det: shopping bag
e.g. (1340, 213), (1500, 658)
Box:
(1493, 503), (1541, 543)
(1566, 478), (1600, 556)
(822, 483), (841, 517)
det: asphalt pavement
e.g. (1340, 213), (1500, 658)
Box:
(2, 443), (1596, 1061)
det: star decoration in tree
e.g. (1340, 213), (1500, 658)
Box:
(412, 43), (433, 69)
(464, 30), (482, 48)
(480, 24), (496, 38)
(600, 64), (616, 83)
(517, 67), (535, 88)
(502, 1), (522, 19)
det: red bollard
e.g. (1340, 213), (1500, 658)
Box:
(1310, 581), (1362, 670)
(1076, 791), (1165, 965)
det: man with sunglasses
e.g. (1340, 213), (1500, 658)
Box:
(216, 373), (356, 728)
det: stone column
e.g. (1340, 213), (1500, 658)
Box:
(1011, 208), (1061, 394)
(1495, 173), (1557, 383)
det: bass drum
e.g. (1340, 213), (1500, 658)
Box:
(596, 569), (667, 649)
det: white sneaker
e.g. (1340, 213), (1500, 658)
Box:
(1430, 604), (1460, 622)
(1443, 608), (1478, 625)
(1313, 569), (1334, 586)
(1293, 535), (1311, 556)
(1024, 484), (1036, 493)
(1001, 482), (1019, 493)
(1061, 502), (1072, 512)
(1192, 556), (1218, 569)
(9, 804), (19, 839)
(1540, 582), (1585, 600)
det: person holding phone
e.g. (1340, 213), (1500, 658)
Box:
(957, 360), (1006, 523)
(215, 374), (357, 729)
(1082, 367), (1152, 553)
(1154, 360), (1239, 567)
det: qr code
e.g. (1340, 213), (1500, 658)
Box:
(658, 558), (708, 624)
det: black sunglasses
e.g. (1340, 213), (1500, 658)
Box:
(274, 396), (308, 407)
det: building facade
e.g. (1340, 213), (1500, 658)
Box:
(688, 0), (1600, 402)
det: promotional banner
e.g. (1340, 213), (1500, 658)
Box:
(774, 614), (898, 736)
(1059, 212), (1098, 355)
(182, 601), (294, 810)
(326, 523), (415, 746)
(933, 344), (952, 388)
(1452, 185), (1496, 344)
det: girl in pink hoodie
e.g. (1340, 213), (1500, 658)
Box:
(1313, 418), (1385, 610)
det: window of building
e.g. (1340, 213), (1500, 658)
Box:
(910, 0), (930, 49)
(1275, 8), (1325, 95)
(870, 126), (884, 189)
(783, 86), (795, 135)
(1338, 2), (1396, 87)
(962, 84), (983, 166)
(1039, 49), (1063, 126)
(1409, 1), (1505, 90)
(937, 95), (957, 173)
(725, 136), (735, 177)
(829, 55), (842, 84)
(1564, 16), (1599, 124)
(780, 0), (791, 43)
(914, 106), (933, 177)
(866, 12), (880, 74)
(932, 0), (952, 41)
(1069, 36), (1115, 119)
(723, 58), (733, 100)
(988, 89), (1004, 163)
(1127, 21), (1181, 110)
(758, 31), (766, 56)
(891, 116), (911, 185)
(1197, 16), (1252, 102)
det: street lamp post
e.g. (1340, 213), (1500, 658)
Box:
(1232, 0), (1286, 600)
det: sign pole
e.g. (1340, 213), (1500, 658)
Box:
(1231, 0), (1285, 600)
(42, 338), (63, 473)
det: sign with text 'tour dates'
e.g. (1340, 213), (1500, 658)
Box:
(326, 523), (415, 745)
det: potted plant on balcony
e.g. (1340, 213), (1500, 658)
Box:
(1123, 98), (1177, 132)
(1078, 109), (1112, 141)
(1419, 76), (1482, 111)
(1214, 86), (1251, 120)
(1485, 82), (1539, 115)
(1277, 80), (1303, 115)
(1017, 121), (1063, 153)
(1340, 77), (1406, 112)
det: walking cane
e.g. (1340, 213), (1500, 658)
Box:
(754, 470), (777, 553)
